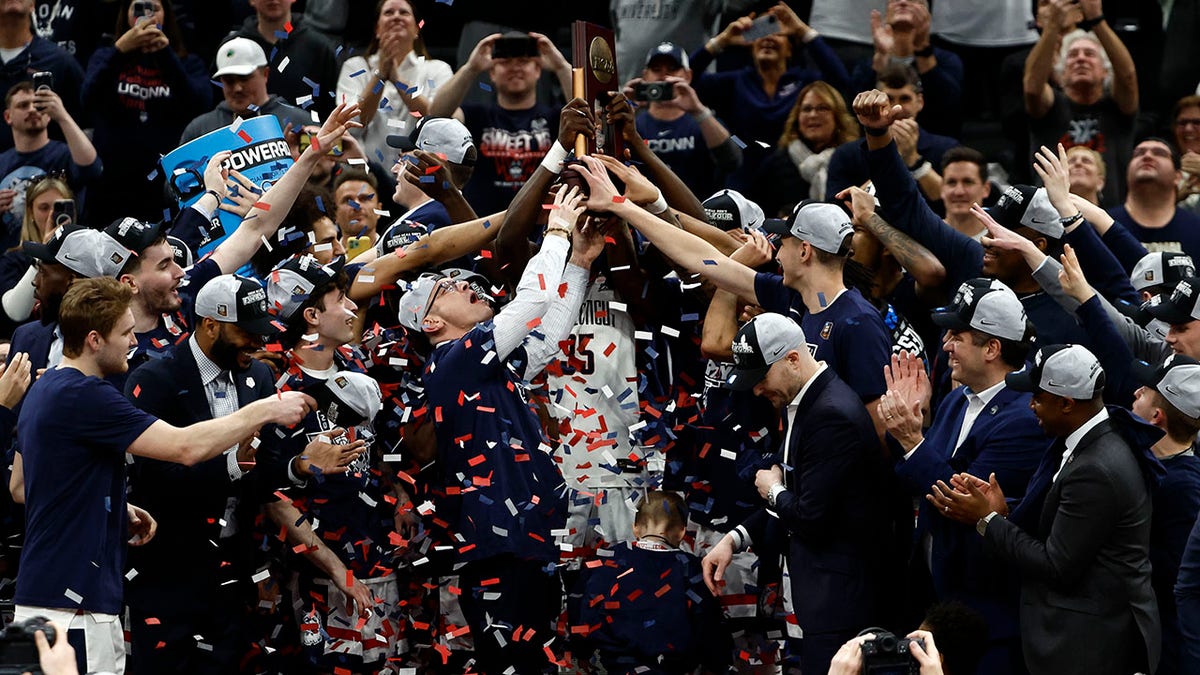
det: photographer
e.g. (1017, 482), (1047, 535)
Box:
(829, 603), (988, 675)
(829, 631), (944, 675)
(626, 41), (741, 199)
(0, 82), (100, 238)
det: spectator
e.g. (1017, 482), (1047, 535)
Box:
(335, 0), (453, 165)
(692, 3), (849, 193)
(1172, 95), (1200, 214)
(880, 279), (1046, 675)
(0, 0), (85, 153)
(1025, 0), (1137, 207)
(1066, 144), (1105, 205)
(333, 168), (383, 258)
(757, 80), (858, 215)
(701, 312), (885, 674)
(12, 276), (314, 675)
(850, 0), (964, 139)
(931, 344), (1162, 675)
(82, 0), (211, 225)
(939, 146), (992, 240)
(806, 0), (888, 70)
(396, 186), (601, 673)
(1132, 355), (1200, 675)
(0, 177), (70, 331)
(428, 30), (571, 216)
(180, 37), (310, 144)
(223, 0), (339, 119)
(1178, 508), (1200, 673)
(826, 64), (959, 204)
(628, 41), (742, 201)
(1108, 137), (1200, 261)
(828, 604), (988, 675)
(574, 490), (730, 673)
(32, 0), (112, 67)
(0, 82), (99, 235)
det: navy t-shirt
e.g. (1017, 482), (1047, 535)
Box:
(1107, 205), (1200, 263)
(404, 200), (452, 231)
(753, 273), (890, 401)
(15, 367), (156, 614)
(460, 102), (559, 216)
(635, 110), (718, 199)
(425, 322), (568, 563)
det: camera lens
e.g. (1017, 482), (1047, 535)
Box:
(878, 635), (897, 652)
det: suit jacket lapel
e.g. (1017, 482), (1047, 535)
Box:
(174, 345), (216, 423)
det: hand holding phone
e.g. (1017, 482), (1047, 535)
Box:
(741, 14), (781, 42)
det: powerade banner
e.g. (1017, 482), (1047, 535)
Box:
(160, 115), (293, 257)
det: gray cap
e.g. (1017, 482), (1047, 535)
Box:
(1145, 276), (1200, 325)
(1006, 344), (1105, 399)
(1131, 252), (1195, 292)
(386, 117), (477, 166)
(1133, 353), (1200, 420)
(932, 278), (1029, 342)
(726, 312), (806, 390)
(987, 184), (1063, 239)
(265, 254), (341, 323)
(309, 370), (384, 429)
(194, 274), (280, 335)
(397, 273), (444, 332)
(23, 225), (130, 278)
(703, 189), (764, 231)
(764, 201), (854, 254)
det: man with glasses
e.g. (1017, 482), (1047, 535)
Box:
(395, 185), (602, 673)
(1107, 137), (1200, 261)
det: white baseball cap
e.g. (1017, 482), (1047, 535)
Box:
(214, 38), (268, 78)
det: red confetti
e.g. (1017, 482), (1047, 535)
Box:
(236, 129), (253, 143)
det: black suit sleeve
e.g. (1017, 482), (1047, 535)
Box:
(771, 416), (861, 546)
(984, 459), (1121, 586)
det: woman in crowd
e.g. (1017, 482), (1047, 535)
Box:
(689, 2), (849, 193)
(336, 0), (454, 163)
(1066, 145), (1106, 206)
(81, 0), (211, 224)
(755, 80), (859, 215)
(0, 178), (73, 333)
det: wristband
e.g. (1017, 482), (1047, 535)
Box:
(540, 141), (568, 174)
(204, 189), (222, 203)
(865, 125), (890, 137)
(729, 528), (744, 552)
(706, 37), (724, 54)
(1077, 15), (1105, 31)
(691, 107), (714, 122)
(645, 192), (669, 215)
(1059, 211), (1084, 227)
(545, 225), (573, 238)
(906, 155), (926, 172)
(914, 44), (934, 58)
(911, 161), (933, 180)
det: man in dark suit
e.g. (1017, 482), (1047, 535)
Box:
(701, 312), (885, 675)
(931, 344), (1162, 675)
(880, 278), (1047, 675)
(123, 274), (366, 674)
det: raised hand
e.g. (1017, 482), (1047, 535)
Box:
(593, 153), (658, 205)
(557, 97), (595, 151)
(1058, 243), (1096, 304)
(0, 351), (32, 410)
(1032, 144), (1076, 218)
(310, 102), (363, 156)
(853, 89), (903, 132)
(547, 184), (586, 235)
(729, 229), (774, 268)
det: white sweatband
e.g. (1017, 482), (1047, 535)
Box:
(540, 141), (569, 174)
(911, 161), (933, 180)
(645, 191), (669, 214)
(692, 107), (714, 123)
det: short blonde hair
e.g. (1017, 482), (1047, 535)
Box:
(1066, 145), (1107, 182)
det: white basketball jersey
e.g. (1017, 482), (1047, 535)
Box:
(548, 277), (641, 488)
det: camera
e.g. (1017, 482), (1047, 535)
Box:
(30, 72), (53, 93)
(51, 199), (75, 229)
(131, 0), (155, 17)
(0, 616), (56, 675)
(861, 630), (924, 675)
(633, 81), (675, 102)
(492, 35), (538, 60)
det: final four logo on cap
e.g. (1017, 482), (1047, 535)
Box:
(726, 312), (806, 391)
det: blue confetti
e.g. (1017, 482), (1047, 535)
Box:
(479, 82), (493, 93)
(818, 291), (827, 307)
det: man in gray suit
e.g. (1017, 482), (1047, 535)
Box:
(930, 344), (1161, 675)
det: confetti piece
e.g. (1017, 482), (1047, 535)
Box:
(277, 56), (290, 72)
(236, 129), (253, 143)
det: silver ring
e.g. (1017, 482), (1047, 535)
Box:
(944, 506), (950, 513)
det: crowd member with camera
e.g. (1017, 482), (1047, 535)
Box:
(626, 41), (741, 200)
(81, 0), (211, 225)
(0, 0), (85, 154)
(0, 80), (98, 238)
(428, 30), (572, 216)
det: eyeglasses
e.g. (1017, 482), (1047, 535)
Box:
(799, 104), (833, 115)
(428, 277), (465, 306)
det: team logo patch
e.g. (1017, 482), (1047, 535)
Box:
(820, 321), (833, 340)
(216, 303), (228, 318)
